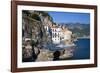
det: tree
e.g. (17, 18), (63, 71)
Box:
(22, 10), (31, 16)
(31, 13), (41, 21)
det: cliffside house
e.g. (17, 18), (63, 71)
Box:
(60, 27), (72, 44)
(50, 25), (72, 44)
(51, 25), (61, 44)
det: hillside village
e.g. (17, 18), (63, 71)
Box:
(44, 22), (73, 44)
(22, 10), (76, 62)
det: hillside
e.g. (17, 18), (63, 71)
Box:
(59, 23), (90, 38)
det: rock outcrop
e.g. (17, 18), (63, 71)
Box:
(22, 10), (76, 62)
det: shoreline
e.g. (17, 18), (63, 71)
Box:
(77, 37), (90, 39)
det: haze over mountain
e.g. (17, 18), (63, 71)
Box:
(58, 23), (90, 38)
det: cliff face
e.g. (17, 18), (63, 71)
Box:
(22, 10), (53, 45)
(22, 10), (75, 62)
(22, 10), (54, 62)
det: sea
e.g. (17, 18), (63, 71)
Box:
(72, 39), (90, 60)
(43, 38), (90, 60)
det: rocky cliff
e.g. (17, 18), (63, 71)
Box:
(22, 10), (75, 62)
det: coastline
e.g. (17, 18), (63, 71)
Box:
(77, 37), (90, 39)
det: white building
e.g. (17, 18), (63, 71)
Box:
(51, 25), (72, 44)
(43, 23), (72, 44)
(61, 28), (72, 41)
(44, 25), (49, 33)
(51, 25), (61, 44)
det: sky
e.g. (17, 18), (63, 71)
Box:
(48, 11), (90, 24)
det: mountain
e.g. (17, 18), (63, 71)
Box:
(59, 23), (90, 38)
